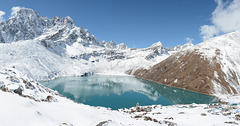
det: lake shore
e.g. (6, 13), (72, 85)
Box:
(119, 99), (240, 126)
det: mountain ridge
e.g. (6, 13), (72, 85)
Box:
(133, 30), (240, 95)
(0, 7), (193, 81)
(4, 7), (236, 96)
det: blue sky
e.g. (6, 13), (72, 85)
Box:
(0, 0), (238, 48)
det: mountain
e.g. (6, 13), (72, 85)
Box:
(133, 30), (240, 95)
(0, 7), (99, 45)
(2, 7), (238, 96)
(0, 7), (192, 80)
(2, 6), (240, 126)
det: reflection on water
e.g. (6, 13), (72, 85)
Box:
(40, 75), (218, 109)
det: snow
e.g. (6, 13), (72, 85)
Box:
(0, 91), (160, 126)
(0, 40), (93, 80)
(174, 79), (178, 83)
(120, 104), (240, 126)
(1, 7), (240, 126)
(0, 37), (188, 81)
(193, 30), (240, 94)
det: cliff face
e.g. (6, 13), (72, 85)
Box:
(132, 31), (240, 95)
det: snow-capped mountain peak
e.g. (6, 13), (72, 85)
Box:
(0, 7), (48, 43)
(104, 40), (117, 48)
(10, 7), (40, 19)
(117, 43), (128, 50)
(0, 7), (99, 48)
(149, 41), (163, 48)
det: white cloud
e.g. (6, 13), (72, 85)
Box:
(200, 0), (240, 40)
(0, 11), (5, 22)
(185, 37), (194, 43)
(11, 6), (22, 17)
(200, 25), (219, 40)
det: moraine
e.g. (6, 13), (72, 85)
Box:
(40, 74), (218, 110)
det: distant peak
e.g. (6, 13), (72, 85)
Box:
(149, 41), (163, 48)
(11, 7), (39, 18)
(63, 16), (73, 23)
(184, 42), (194, 46)
(64, 16), (73, 21)
(109, 40), (115, 43)
(103, 40), (117, 48)
(117, 43), (128, 50)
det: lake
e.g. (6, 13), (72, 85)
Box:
(40, 75), (218, 110)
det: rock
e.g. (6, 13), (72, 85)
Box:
(163, 120), (177, 126)
(1, 86), (8, 92)
(144, 116), (153, 121)
(153, 119), (158, 122)
(222, 112), (231, 116)
(224, 121), (238, 125)
(13, 87), (23, 96)
(96, 120), (111, 126)
(152, 112), (162, 115)
(235, 114), (240, 120)
(134, 115), (142, 118)
(61, 123), (73, 126)
(164, 117), (174, 120)
(45, 96), (56, 102)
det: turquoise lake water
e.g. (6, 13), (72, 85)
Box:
(40, 75), (218, 110)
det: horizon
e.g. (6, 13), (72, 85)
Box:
(0, 0), (240, 48)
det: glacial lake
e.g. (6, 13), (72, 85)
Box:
(40, 75), (218, 110)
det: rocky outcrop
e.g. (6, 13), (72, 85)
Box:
(104, 40), (117, 49)
(0, 68), (58, 101)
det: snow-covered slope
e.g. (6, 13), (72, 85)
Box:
(0, 40), (93, 80)
(195, 31), (240, 95)
(0, 68), (160, 126)
(0, 68), (58, 101)
(133, 30), (240, 95)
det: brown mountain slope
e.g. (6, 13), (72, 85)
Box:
(131, 49), (238, 95)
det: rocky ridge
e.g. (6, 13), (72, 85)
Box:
(133, 31), (240, 95)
